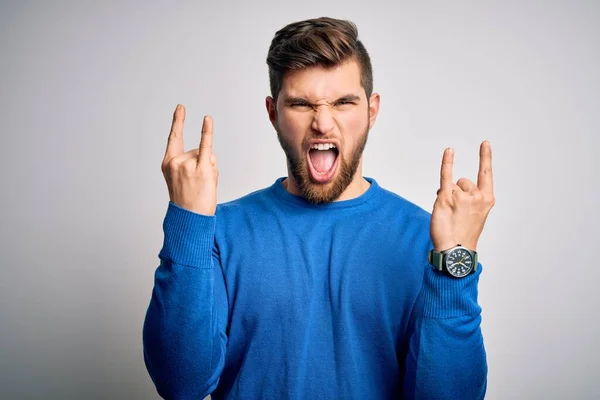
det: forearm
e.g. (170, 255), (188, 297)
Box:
(143, 202), (227, 399)
(403, 264), (487, 400)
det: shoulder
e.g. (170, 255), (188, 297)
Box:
(371, 180), (433, 251)
(214, 181), (280, 222)
(374, 180), (432, 223)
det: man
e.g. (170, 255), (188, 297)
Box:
(143, 17), (494, 399)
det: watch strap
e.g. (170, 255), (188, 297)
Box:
(428, 249), (444, 271)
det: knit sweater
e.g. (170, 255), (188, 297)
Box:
(143, 177), (487, 399)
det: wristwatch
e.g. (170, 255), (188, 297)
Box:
(428, 244), (478, 278)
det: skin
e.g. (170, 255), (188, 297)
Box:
(430, 143), (495, 251)
(266, 59), (380, 203)
(161, 61), (495, 253)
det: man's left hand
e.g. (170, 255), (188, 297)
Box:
(430, 141), (496, 252)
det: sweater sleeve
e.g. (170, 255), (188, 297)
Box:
(402, 261), (488, 400)
(143, 202), (229, 399)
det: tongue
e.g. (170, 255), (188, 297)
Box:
(309, 149), (336, 173)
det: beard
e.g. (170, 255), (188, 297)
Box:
(275, 123), (370, 205)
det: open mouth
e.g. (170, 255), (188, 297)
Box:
(307, 143), (340, 183)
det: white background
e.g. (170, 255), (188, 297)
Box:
(1, 1), (598, 399)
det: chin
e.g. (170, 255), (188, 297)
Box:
(276, 125), (369, 205)
(296, 157), (356, 204)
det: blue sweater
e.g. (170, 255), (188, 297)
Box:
(143, 177), (487, 399)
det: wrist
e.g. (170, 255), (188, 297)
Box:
(429, 245), (479, 279)
(434, 241), (477, 252)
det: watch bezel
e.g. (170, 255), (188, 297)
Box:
(443, 246), (475, 278)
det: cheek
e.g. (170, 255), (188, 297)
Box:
(278, 111), (310, 142)
(337, 110), (368, 138)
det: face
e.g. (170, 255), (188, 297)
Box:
(266, 59), (380, 204)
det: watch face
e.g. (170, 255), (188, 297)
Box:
(445, 248), (474, 278)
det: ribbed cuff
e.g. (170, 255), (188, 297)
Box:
(421, 262), (483, 319)
(158, 202), (216, 269)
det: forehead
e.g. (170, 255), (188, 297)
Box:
(279, 59), (364, 100)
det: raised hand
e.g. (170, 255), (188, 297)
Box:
(430, 141), (495, 252)
(161, 104), (218, 216)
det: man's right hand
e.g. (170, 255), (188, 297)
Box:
(161, 104), (218, 216)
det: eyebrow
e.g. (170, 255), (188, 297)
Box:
(282, 94), (361, 106)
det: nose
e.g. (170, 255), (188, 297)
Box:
(311, 105), (335, 135)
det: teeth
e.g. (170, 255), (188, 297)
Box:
(311, 143), (336, 150)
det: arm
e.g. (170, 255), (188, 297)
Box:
(402, 262), (487, 400)
(402, 141), (495, 398)
(143, 202), (229, 399)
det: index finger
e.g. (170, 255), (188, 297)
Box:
(198, 115), (213, 162)
(440, 147), (454, 190)
(164, 104), (185, 163)
(477, 141), (493, 193)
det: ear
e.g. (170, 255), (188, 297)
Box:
(266, 96), (277, 127)
(368, 92), (380, 130)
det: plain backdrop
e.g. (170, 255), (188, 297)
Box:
(1, 1), (598, 399)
